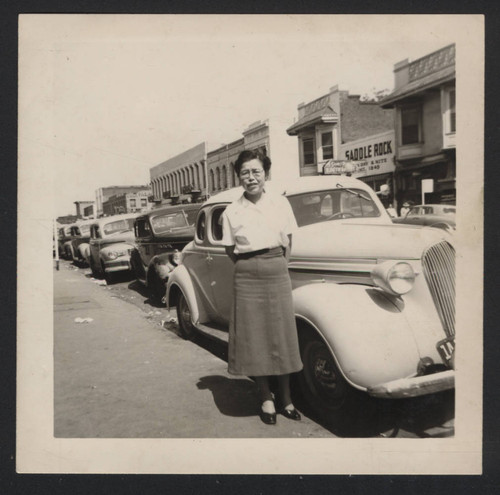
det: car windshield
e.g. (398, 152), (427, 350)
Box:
(151, 211), (192, 234)
(103, 218), (135, 235)
(286, 188), (380, 227)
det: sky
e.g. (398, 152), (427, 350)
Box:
(19, 14), (464, 217)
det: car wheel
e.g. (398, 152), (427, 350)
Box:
(148, 269), (166, 303)
(89, 254), (99, 277)
(102, 262), (114, 284)
(176, 292), (196, 341)
(298, 333), (355, 418)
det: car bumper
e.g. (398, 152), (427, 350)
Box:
(367, 369), (455, 398)
(103, 259), (131, 273)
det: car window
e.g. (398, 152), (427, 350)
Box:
(211, 206), (226, 242)
(151, 211), (188, 234)
(287, 189), (380, 227)
(103, 218), (135, 236)
(196, 210), (206, 241)
(185, 208), (199, 226)
(135, 219), (151, 237)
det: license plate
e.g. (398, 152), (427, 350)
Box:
(437, 337), (455, 364)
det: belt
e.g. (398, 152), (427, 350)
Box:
(236, 246), (284, 260)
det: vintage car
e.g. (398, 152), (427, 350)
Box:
(63, 221), (94, 263)
(59, 224), (77, 260)
(88, 213), (137, 283)
(393, 204), (456, 231)
(130, 204), (201, 301)
(166, 176), (455, 419)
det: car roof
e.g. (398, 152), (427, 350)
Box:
(412, 204), (456, 209)
(91, 213), (138, 226)
(139, 203), (200, 220)
(202, 175), (378, 206)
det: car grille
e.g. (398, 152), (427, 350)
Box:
(422, 241), (455, 338)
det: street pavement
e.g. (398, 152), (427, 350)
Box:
(54, 260), (455, 439)
(54, 261), (333, 438)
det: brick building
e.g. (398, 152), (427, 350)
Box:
(286, 84), (394, 180)
(102, 189), (153, 216)
(95, 185), (151, 217)
(74, 200), (94, 219)
(149, 118), (297, 203)
(380, 44), (456, 208)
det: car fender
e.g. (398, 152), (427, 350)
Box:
(166, 264), (208, 325)
(149, 253), (175, 283)
(78, 243), (90, 261)
(293, 282), (421, 390)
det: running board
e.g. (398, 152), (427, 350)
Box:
(196, 323), (229, 344)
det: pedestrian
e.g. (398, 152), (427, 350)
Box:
(400, 201), (411, 217)
(221, 149), (303, 425)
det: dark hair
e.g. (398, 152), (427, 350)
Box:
(234, 149), (271, 177)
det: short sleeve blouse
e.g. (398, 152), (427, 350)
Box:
(221, 191), (298, 254)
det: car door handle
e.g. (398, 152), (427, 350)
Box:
(206, 253), (213, 264)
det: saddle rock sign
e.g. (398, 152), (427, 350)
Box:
(321, 130), (396, 178)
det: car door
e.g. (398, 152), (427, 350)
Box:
(205, 204), (234, 325)
(182, 207), (220, 321)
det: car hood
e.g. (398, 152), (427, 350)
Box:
(100, 232), (135, 245)
(292, 220), (451, 260)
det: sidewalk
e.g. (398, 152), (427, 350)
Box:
(54, 263), (333, 438)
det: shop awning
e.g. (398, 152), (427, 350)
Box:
(286, 105), (338, 136)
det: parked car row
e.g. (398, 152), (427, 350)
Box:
(58, 176), (456, 422)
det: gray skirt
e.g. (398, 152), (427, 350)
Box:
(228, 247), (303, 376)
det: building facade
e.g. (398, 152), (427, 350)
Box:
(148, 118), (297, 203)
(286, 85), (394, 179)
(74, 200), (95, 218)
(95, 185), (151, 217)
(381, 43), (456, 208)
(102, 189), (153, 216)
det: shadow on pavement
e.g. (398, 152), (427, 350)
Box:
(196, 375), (258, 417)
(127, 280), (165, 309)
(190, 332), (455, 438)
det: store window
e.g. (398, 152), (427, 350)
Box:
(302, 138), (315, 166)
(321, 132), (334, 160)
(401, 106), (422, 145)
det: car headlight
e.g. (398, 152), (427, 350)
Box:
(371, 261), (415, 296)
(104, 249), (127, 260)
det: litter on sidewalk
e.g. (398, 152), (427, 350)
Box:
(74, 317), (94, 324)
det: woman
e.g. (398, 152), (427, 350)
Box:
(221, 149), (303, 425)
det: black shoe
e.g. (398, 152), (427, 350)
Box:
(260, 410), (277, 425)
(281, 408), (301, 421)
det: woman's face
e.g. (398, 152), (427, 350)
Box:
(239, 158), (266, 198)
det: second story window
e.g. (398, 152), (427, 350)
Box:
(302, 138), (315, 166)
(141, 198), (147, 207)
(130, 198), (136, 208)
(401, 105), (422, 145)
(446, 89), (456, 133)
(321, 132), (334, 160)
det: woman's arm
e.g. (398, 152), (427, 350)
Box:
(225, 245), (237, 263)
(284, 234), (292, 262)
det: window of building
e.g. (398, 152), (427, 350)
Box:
(141, 198), (147, 207)
(321, 132), (334, 160)
(401, 106), (422, 145)
(302, 138), (315, 166)
(130, 198), (136, 208)
(446, 89), (456, 133)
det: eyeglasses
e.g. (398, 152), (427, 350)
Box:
(240, 169), (264, 179)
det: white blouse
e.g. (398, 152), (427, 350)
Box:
(221, 191), (298, 254)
